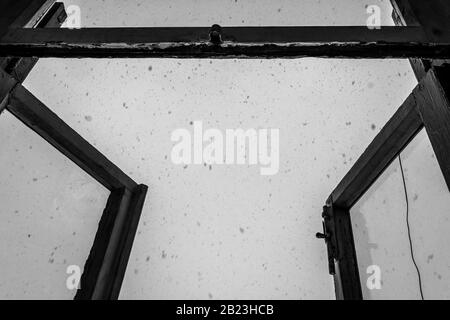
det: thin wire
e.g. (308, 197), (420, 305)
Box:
(398, 154), (424, 300)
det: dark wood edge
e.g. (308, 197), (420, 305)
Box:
(391, 0), (431, 80)
(325, 64), (450, 300)
(390, 0), (420, 27)
(331, 86), (424, 208)
(328, 203), (362, 300)
(391, 0), (450, 81)
(74, 188), (126, 300)
(75, 184), (148, 300)
(417, 65), (450, 192)
(0, 0), (54, 66)
(3, 26), (450, 59)
(10, 0), (56, 29)
(0, 0), (53, 37)
(109, 184), (148, 300)
(1, 3), (67, 83)
(1, 3), (148, 300)
(0, 26), (428, 43)
(1, 69), (137, 191)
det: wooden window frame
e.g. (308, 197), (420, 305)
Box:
(0, 1), (147, 300)
(320, 65), (450, 299)
(1, 0), (450, 300)
(318, 0), (450, 300)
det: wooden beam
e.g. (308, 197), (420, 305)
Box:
(10, 0), (56, 29)
(0, 1), (148, 302)
(1, 26), (429, 44)
(1, 3), (67, 83)
(0, 0), (55, 37)
(391, 1), (450, 187)
(328, 204), (362, 300)
(0, 68), (18, 113)
(0, 0), (56, 69)
(390, 0), (420, 27)
(331, 84), (424, 208)
(391, 0), (431, 80)
(33, 2), (66, 28)
(391, 0), (450, 80)
(75, 188), (126, 300)
(1, 68), (137, 191)
(416, 66), (450, 192)
(327, 65), (450, 299)
(104, 184), (148, 300)
(404, 0), (450, 43)
(75, 184), (148, 300)
(2, 26), (450, 59)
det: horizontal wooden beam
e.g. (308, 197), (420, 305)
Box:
(1, 2), (67, 83)
(0, 68), (137, 191)
(417, 66), (450, 192)
(331, 83), (425, 208)
(1, 26), (450, 58)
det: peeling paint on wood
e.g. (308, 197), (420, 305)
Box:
(1, 26), (450, 59)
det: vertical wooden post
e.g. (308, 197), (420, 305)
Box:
(416, 66), (450, 192)
(392, 0), (450, 189)
(391, 0), (450, 80)
(328, 201), (363, 300)
(0, 0), (55, 38)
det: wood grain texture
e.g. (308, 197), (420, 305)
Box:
(416, 66), (450, 192)
(3, 26), (450, 59)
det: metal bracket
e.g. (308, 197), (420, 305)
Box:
(316, 202), (339, 275)
(209, 24), (222, 45)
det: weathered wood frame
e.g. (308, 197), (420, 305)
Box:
(1, 25), (450, 59)
(2, 0), (450, 301)
(323, 65), (450, 299)
(0, 1), (148, 300)
(319, 0), (450, 300)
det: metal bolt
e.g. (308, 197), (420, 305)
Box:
(209, 24), (222, 45)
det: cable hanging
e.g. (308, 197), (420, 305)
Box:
(398, 154), (424, 300)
